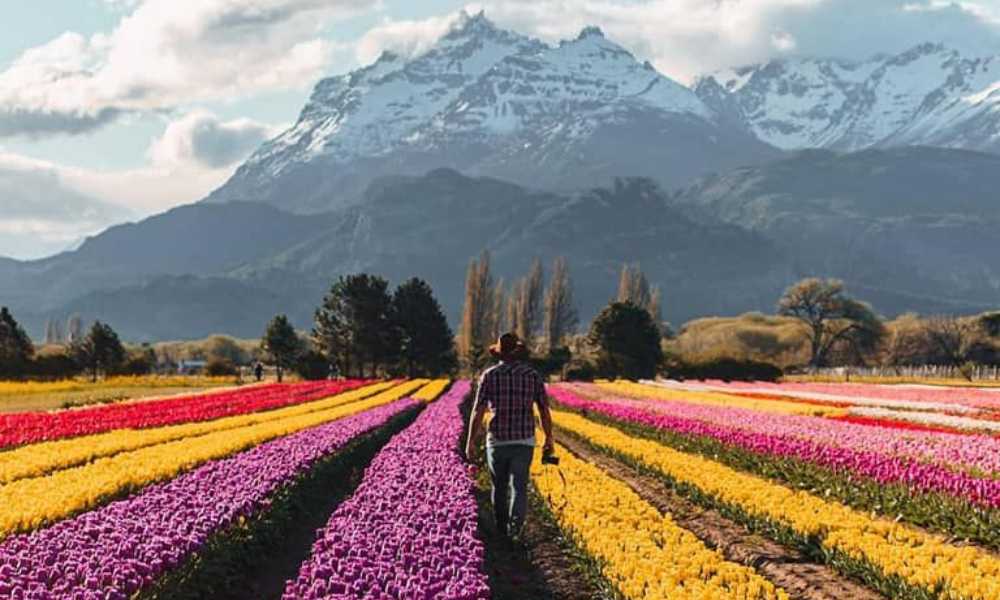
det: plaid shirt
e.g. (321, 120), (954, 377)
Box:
(474, 360), (548, 442)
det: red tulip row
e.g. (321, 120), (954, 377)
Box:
(0, 380), (368, 449)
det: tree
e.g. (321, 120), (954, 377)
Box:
(66, 314), (83, 344)
(617, 263), (651, 309)
(0, 307), (34, 376)
(507, 259), (544, 345)
(204, 335), (249, 365)
(391, 278), (458, 377)
(71, 321), (126, 382)
(589, 302), (663, 380)
(777, 278), (884, 368)
(925, 316), (977, 380)
(543, 257), (579, 352)
(313, 274), (396, 378)
(459, 251), (501, 372)
(262, 314), (302, 382)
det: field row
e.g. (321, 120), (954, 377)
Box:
(3, 376), (999, 598)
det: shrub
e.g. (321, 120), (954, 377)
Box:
(669, 356), (782, 382)
(205, 358), (237, 377)
(295, 350), (331, 381)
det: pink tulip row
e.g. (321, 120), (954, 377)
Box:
(686, 379), (1000, 411)
(284, 381), (490, 600)
(568, 383), (1000, 475)
(553, 385), (1000, 509)
(0, 380), (368, 449)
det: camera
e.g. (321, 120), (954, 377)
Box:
(541, 449), (560, 465)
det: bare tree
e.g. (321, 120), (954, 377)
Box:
(544, 257), (579, 351)
(459, 251), (503, 371)
(506, 258), (544, 345)
(490, 277), (506, 341)
(777, 278), (884, 368)
(66, 314), (83, 344)
(616, 263), (651, 309)
(925, 316), (976, 380)
(648, 286), (663, 332)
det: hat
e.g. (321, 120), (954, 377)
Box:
(489, 332), (527, 361)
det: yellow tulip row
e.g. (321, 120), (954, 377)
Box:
(0, 379), (429, 538)
(0, 381), (399, 485)
(554, 410), (1000, 600)
(531, 435), (788, 600)
(597, 380), (844, 417)
(0, 375), (233, 396)
(411, 379), (452, 402)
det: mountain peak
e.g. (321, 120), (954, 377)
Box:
(445, 9), (499, 39)
(577, 25), (605, 40)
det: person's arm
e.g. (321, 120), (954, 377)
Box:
(464, 375), (490, 461)
(536, 377), (554, 453)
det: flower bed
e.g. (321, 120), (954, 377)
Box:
(0, 398), (418, 599)
(550, 387), (1000, 509)
(0, 381), (426, 538)
(553, 409), (1000, 600)
(0, 379), (370, 449)
(283, 381), (491, 600)
(0, 382), (396, 484)
(531, 437), (788, 599)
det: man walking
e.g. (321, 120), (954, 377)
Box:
(465, 332), (554, 538)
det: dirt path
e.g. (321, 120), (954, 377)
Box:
(557, 432), (884, 600)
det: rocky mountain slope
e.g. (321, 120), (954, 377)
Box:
(696, 43), (1000, 153)
(205, 11), (776, 213)
(672, 146), (1000, 314)
(11, 170), (788, 340)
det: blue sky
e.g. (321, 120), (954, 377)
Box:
(1, 0), (998, 259)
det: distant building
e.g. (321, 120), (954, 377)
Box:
(177, 359), (207, 375)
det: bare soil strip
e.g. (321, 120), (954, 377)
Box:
(556, 430), (884, 600)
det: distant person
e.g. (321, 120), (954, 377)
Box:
(254, 361), (264, 382)
(328, 363), (339, 380)
(465, 332), (554, 539)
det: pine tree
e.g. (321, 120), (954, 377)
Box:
(262, 314), (302, 382)
(391, 278), (457, 377)
(0, 307), (34, 375)
(71, 321), (126, 382)
(313, 274), (396, 378)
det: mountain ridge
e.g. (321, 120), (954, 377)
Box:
(204, 11), (777, 214)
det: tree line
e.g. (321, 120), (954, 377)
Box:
(260, 275), (457, 381)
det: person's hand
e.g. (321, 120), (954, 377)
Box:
(543, 438), (555, 454)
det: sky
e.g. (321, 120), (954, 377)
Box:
(1, 0), (998, 260)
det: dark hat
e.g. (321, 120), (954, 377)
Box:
(489, 332), (527, 361)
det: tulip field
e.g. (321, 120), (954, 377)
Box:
(1, 375), (999, 598)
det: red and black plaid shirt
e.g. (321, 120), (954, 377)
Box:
(474, 361), (548, 442)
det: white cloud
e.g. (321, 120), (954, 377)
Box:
(355, 12), (467, 64)
(0, 152), (134, 259)
(0, 107), (286, 258)
(148, 110), (284, 169)
(0, 0), (376, 137)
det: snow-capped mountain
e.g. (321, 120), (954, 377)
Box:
(696, 43), (1000, 153)
(206, 11), (776, 213)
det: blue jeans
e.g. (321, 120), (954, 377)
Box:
(486, 444), (534, 536)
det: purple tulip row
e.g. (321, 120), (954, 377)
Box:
(0, 398), (418, 600)
(283, 381), (491, 600)
(552, 386), (1000, 509)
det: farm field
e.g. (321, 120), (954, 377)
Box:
(0, 375), (236, 413)
(2, 377), (999, 599)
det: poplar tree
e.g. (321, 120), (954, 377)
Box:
(543, 257), (579, 351)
